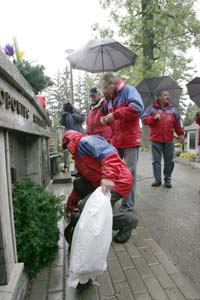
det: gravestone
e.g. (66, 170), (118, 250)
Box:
(0, 49), (52, 299)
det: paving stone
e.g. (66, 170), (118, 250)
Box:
(171, 272), (200, 300)
(113, 281), (135, 300)
(48, 266), (63, 292)
(151, 264), (175, 289)
(52, 249), (64, 267)
(78, 284), (99, 300)
(35, 268), (50, 281)
(125, 239), (141, 257)
(139, 247), (159, 266)
(131, 256), (153, 278)
(145, 239), (164, 255)
(112, 242), (126, 252)
(116, 250), (134, 269)
(132, 233), (149, 248)
(97, 271), (115, 298)
(29, 287), (47, 300)
(108, 259), (125, 282)
(102, 297), (117, 300)
(108, 246), (117, 260)
(155, 253), (178, 275)
(143, 276), (168, 300)
(65, 281), (79, 300)
(136, 227), (151, 240)
(164, 286), (186, 300)
(124, 268), (147, 294)
(135, 293), (152, 300)
(31, 279), (48, 291)
(48, 291), (62, 300)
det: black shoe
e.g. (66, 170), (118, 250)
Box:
(151, 181), (161, 187)
(77, 279), (92, 291)
(164, 181), (172, 188)
(64, 223), (74, 246)
(114, 217), (139, 243)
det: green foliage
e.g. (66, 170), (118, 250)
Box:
(184, 103), (199, 126)
(97, 0), (200, 82)
(15, 60), (53, 94)
(12, 178), (63, 279)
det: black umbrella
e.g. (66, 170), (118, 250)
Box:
(186, 77), (200, 107)
(136, 76), (182, 108)
(67, 38), (137, 73)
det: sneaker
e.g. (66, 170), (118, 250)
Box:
(164, 181), (172, 188)
(77, 279), (92, 291)
(151, 181), (161, 187)
(114, 216), (138, 243)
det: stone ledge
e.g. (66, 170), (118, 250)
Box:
(0, 263), (28, 300)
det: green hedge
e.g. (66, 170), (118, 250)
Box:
(12, 178), (63, 279)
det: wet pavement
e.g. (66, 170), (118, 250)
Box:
(135, 151), (200, 293)
(27, 155), (200, 299)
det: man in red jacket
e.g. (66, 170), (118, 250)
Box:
(62, 130), (138, 244)
(100, 73), (144, 211)
(142, 90), (184, 188)
(86, 87), (112, 141)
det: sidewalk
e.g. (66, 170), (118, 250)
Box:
(27, 183), (200, 300)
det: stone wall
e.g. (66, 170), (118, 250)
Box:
(0, 49), (52, 299)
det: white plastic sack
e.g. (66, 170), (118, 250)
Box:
(68, 186), (113, 288)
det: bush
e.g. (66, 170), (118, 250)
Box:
(12, 178), (63, 279)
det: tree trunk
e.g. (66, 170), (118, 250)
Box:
(141, 0), (154, 77)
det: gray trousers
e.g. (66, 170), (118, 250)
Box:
(151, 141), (174, 182)
(118, 147), (139, 209)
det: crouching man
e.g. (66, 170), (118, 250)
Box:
(62, 130), (138, 244)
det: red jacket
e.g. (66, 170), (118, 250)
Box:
(86, 99), (112, 142)
(105, 80), (144, 148)
(196, 113), (200, 146)
(142, 100), (184, 142)
(62, 130), (133, 211)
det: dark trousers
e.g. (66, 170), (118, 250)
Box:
(151, 141), (174, 182)
(73, 177), (134, 231)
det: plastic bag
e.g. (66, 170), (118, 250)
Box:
(68, 186), (113, 288)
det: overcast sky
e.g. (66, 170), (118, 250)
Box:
(0, 0), (110, 77)
(0, 0), (200, 81)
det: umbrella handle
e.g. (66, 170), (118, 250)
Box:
(101, 46), (104, 74)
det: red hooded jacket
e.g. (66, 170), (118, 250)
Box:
(86, 98), (112, 142)
(62, 130), (133, 211)
(142, 100), (184, 142)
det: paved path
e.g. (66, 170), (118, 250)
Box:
(27, 182), (200, 300)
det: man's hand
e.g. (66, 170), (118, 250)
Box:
(154, 113), (161, 120)
(100, 113), (114, 125)
(178, 135), (184, 144)
(100, 179), (115, 194)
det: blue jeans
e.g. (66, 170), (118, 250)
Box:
(118, 147), (139, 209)
(151, 141), (174, 182)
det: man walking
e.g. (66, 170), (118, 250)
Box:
(142, 90), (184, 188)
(100, 73), (144, 211)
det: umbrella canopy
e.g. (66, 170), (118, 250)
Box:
(186, 77), (200, 107)
(67, 38), (137, 73)
(136, 76), (182, 108)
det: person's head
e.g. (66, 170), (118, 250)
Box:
(101, 73), (118, 97)
(63, 101), (74, 113)
(62, 130), (83, 154)
(158, 90), (170, 105)
(89, 87), (101, 104)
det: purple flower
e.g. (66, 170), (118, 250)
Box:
(4, 44), (14, 56)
